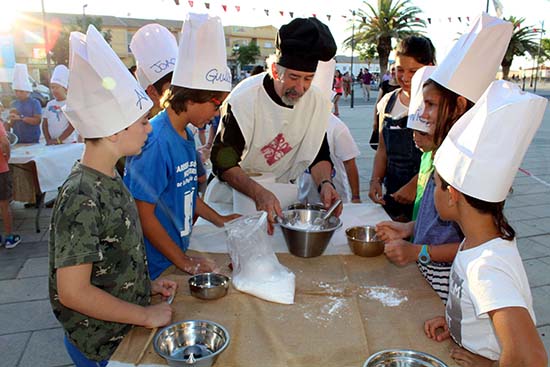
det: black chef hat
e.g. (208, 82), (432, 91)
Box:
(276, 17), (337, 72)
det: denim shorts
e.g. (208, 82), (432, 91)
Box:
(63, 335), (108, 367)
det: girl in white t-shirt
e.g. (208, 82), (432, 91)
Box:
(43, 68), (78, 145)
(424, 170), (547, 366)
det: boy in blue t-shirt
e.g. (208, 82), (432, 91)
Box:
(9, 90), (42, 143)
(124, 88), (239, 279)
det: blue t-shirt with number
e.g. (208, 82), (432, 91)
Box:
(11, 97), (42, 143)
(124, 110), (198, 279)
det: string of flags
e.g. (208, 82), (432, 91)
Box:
(179, 1), (500, 26)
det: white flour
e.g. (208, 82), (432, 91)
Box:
(360, 286), (408, 307)
(303, 296), (347, 323)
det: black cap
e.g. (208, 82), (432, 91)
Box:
(276, 17), (337, 72)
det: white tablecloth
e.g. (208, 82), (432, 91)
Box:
(189, 203), (391, 255)
(9, 143), (84, 193)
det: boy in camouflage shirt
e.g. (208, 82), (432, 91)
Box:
(48, 25), (177, 366)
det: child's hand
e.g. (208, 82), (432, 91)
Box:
(151, 278), (178, 300)
(450, 346), (495, 367)
(375, 221), (413, 241)
(143, 303), (173, 328)
(181, 255), (218, 275)
(218, 213), (241, 226)
(384, 239), (417, 266)
(424, 316), (450, 342)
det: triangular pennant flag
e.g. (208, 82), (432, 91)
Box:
(279, 10), (284, 16)
(362, 16), (366, 23)
(327, 14), (331, 21)
(188, 0), (193, 7)
(264, 9), (269, 16)
(466, 16), (470, 21)
(289, 11), (294, 18)
(312, 13), (317, 18)
(415, 17), (420, 21)
(222, 4), (227, 11)
(235, 5), (240, 12)
(448, 17), (451, 22)
(342, 15), (347, 19)
(205, 2), (210, 9)
(427, 17), (432, 24)
(457, 16), (462, 22)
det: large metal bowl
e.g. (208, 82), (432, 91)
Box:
(363, 349), (448, 367)
(154, 320), (230, 367)
(278, 209), (342, 258)
(286, 202), (326, 211)
(188, 273), (229, 300)
(345, 226), (385, 257)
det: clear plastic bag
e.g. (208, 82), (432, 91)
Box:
(225, 212), (295, 304)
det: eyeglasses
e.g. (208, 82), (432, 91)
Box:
(210, 97), (223, 111)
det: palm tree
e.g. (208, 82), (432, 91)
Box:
(501, 16), (539, 80)
(344, 0), (426, 76)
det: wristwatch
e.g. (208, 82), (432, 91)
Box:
(418, 244), (431, 265)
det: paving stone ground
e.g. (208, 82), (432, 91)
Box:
(1, 85), (549, 366)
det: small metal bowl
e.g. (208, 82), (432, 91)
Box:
(188, 273), (229, 300)
(286, 202), (326, 212)
(364, 349), (448, 367)
(345, 225), (385, 257)
(154, 319), (230, 367)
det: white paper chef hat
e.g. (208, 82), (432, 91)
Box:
(63, 25), (153, 139)
(311, 59), (336, 100)
(434, 80), (547, 203)
(50, 65), (69, 89)
(130, 23), (178, 89)
(430, 13), (513, 103)
(172, 13), (231, 91)
(407, 65), (436, 133)
(12, 64), (33, 92)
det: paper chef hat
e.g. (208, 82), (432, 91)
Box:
(63, 25), (153, 139)
(407, 66), (436, 133)
(430, 13), (512, 103)
(12, 63), (33, 92)
(434, 80), (547, 203)
(172, 13), (231, 91)
(50, 65), (69, 89)
(311, 59), (337, 101)
(130, 23), (178, 89)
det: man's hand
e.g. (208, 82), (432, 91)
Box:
(151, 278), (178, 300)
(450, 347), (495, 367)
(254, 186), (282, 235)
(213, 213), (241, 227)
(384, 239), (418, 266)
(375, 221), (414, 242)
(368, 180), (386, 205)
(424, 316), (450, 342)
(319, 182), (342, 217)
(391, 179), (417, 204)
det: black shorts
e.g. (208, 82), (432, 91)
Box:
(335, 92), (343, 96)
(0, 171), (12, 201)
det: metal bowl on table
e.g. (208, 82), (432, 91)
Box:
(188, 273), (229, 300)
(286, 202), (326, 212)
(363, 349), (448, 367)
(278, 209), (342, 258)
(345, 225), (385, 257)
(154, 320), (230, 367)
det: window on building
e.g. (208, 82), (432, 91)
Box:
(264, 41), (273, 48)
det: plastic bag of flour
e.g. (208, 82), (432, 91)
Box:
(225, 212), (295, 304)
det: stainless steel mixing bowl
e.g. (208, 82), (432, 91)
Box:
(153, 320), (230, 367)
(278, 209), (342, 258)
(188, 273), (229, 300)
(363, 349), (448, 367)
(345, 225), (385, 257)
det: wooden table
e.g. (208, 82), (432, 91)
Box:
(108, 204), (458, 366)
(9, 143), (84, 232)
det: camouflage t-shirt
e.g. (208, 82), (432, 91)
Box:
(48, 163), (151, 361)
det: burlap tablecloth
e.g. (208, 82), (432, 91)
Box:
(108, 252), (457, 367)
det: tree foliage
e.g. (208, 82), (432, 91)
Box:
(50, 15), (112, 66)
(235, 40), (261, 67)
(344, 0), (426, 75)
(501, 16), (542, 80)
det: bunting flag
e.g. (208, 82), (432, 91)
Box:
(205, 2), (210, 9)
(235, 5), (240, 12)
(289, 11), (294, 18)
(222, 4), (227, 12)
(327, 15), (331, 21)
(427, 17), (432, 24)
(188, 0), (193, 7)
(279, 11), (284, 16)
(362, 16), (366, 23)
(312, 13), (317, 18)
(264, 9), (269, 16)
(458, 16), (462, 22)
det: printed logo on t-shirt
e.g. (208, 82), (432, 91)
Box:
(47, 104), (63, 122)
(447, 269), (465, 346)
(261, 133), (293, 166)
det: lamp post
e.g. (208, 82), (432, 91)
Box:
(83, 4), (88, 18)
(533, 21), (545, 93)
(40, 0), (52, 85)
(350, 10), (355, 109)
